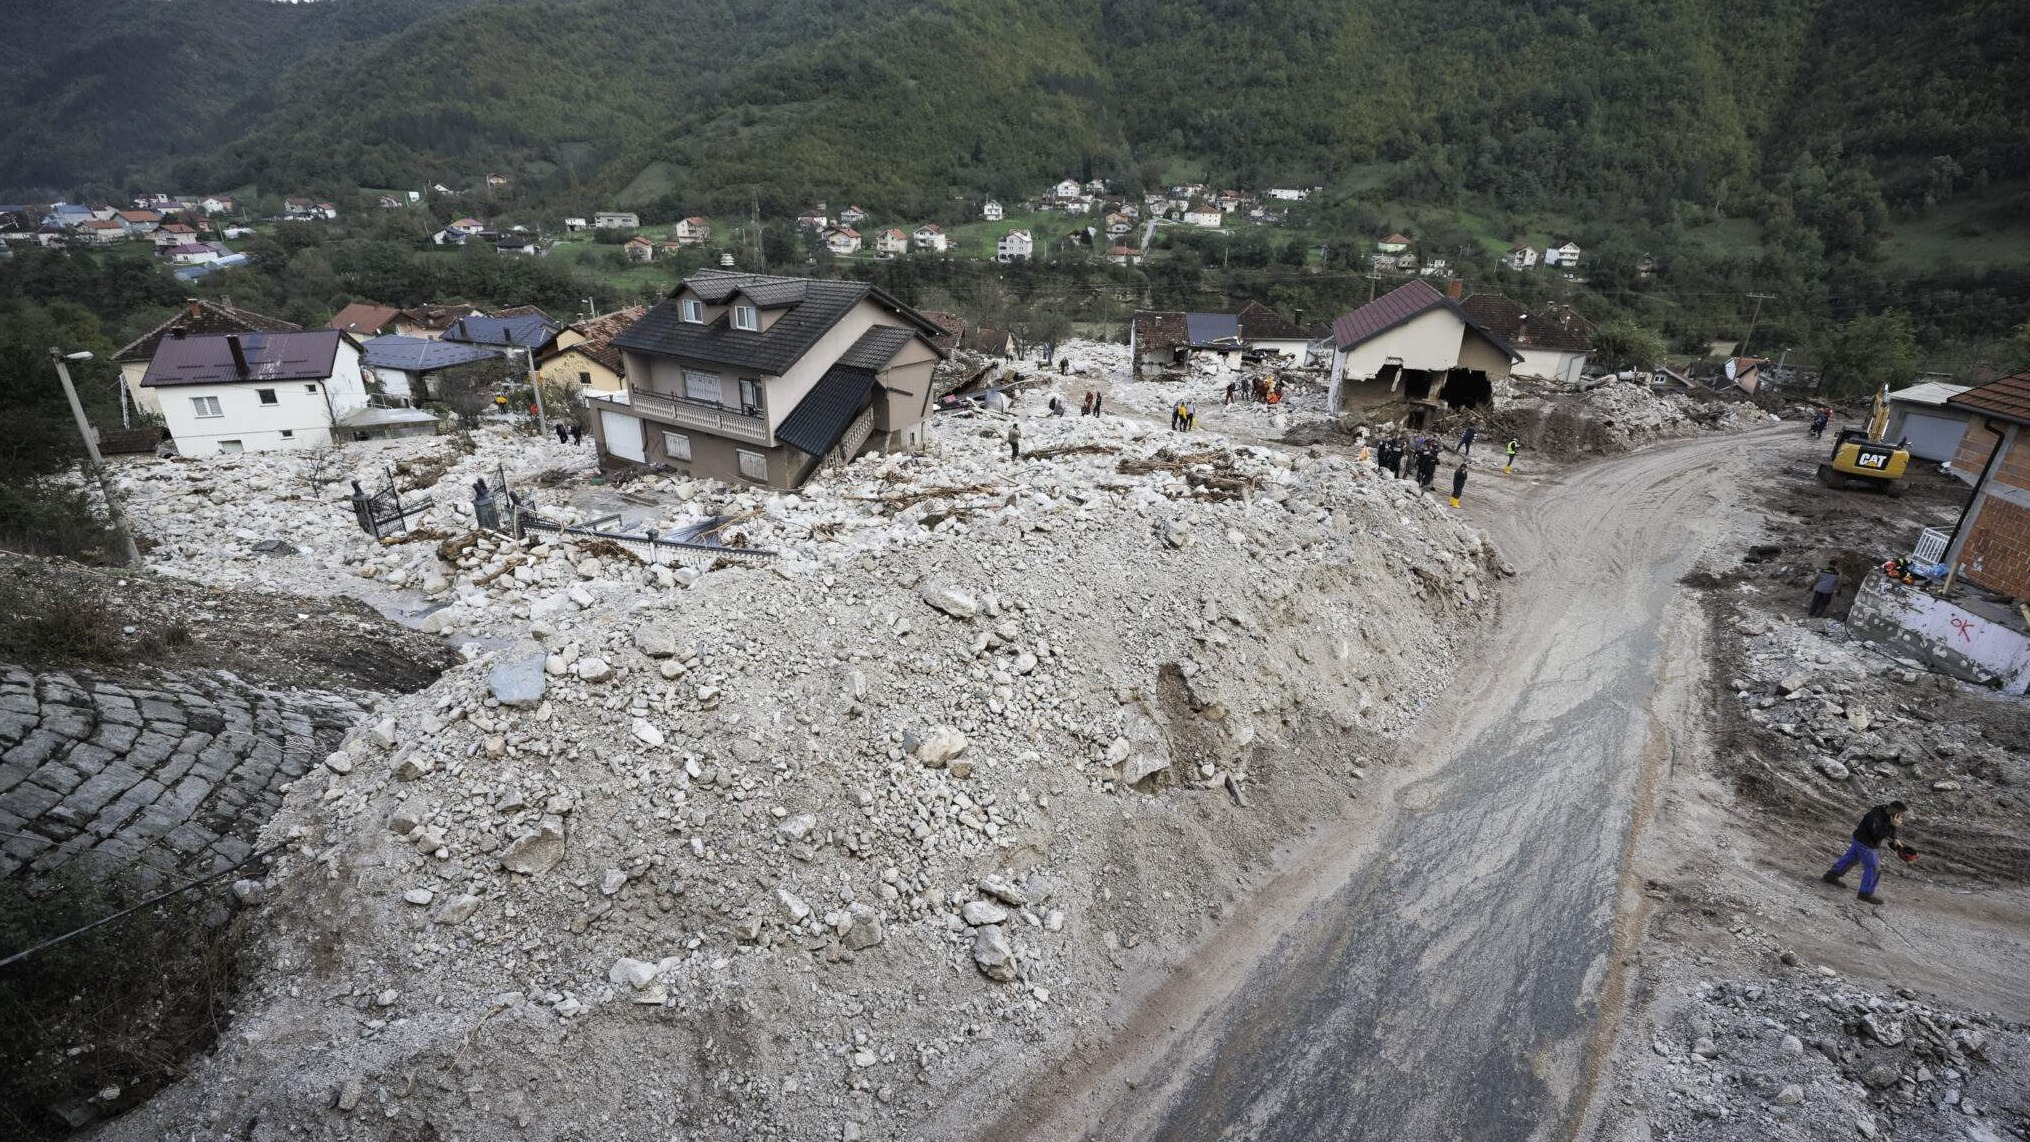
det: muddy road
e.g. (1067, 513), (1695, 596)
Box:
(989, 427), (1790, 1142)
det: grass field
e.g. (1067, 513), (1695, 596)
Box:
(1882, 184), (2030, 271)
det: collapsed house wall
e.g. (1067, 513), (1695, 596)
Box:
(1845, 571), (2030, 694)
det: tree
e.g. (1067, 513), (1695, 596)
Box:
(1815, 312), (1917, 398)
(1590, 322), (1668, 371)
(1995, 319), (2030, 374)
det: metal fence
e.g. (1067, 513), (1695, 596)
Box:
(349, 475), (433, 539)
(1913, 525), (1951, 566)
(473, 473), (777, 568)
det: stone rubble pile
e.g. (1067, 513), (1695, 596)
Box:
(102, 397), (1506, 1141)
(1597, 953), (2025, 1141)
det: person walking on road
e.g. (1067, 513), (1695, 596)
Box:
(1415, 444), (1439, 489)
(1503, 437), (1520, 473)
(1171, 400), (1187, 431)
(1823, 800), (1915, 904)
(1092, 391), (1104, 417)
(1225, 381), (1237, 407)
(1450, 460), (1469, 508)
(1007, 420), (1022, 460)
(1808, 564), (1840, 618)
(1457, 424), (1476, 457)
(570, 423), (584, 446)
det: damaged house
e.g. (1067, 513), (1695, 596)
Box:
(1458, 293), (1595, 386)
(1326, 280), (1520, 415)
(1129, 303), (1320, 375)
(587, 270), (948, 488)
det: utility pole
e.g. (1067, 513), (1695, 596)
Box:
(1741, 292), (1775, 357)
(49, 349), (141, 566)
(1365, 270), (1380, 304)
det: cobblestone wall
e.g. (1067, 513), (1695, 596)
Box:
(0, 667), (364, 886)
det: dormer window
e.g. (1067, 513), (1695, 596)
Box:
(680, 298), (704, 323)
(732, 304), (758, 332)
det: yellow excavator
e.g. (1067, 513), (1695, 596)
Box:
(1817, 386), (1910, 496)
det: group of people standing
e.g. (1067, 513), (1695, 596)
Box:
(1078, 391), (1106, 418)
(551, 423), (585, 446)
(1223, 376), (1285, 406)
(1371, 425), (1518, 508)
(1170, 400), (1198, 432)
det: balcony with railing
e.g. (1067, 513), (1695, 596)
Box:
(588, 385), (771, 445)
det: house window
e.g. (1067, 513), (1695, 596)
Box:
(280, 429), (294, 438)
(680, 298), (704, 323)
(662, 432), (691, 461)
(732, 304), (758, 332)
(736, 449), (768, 482)
(257, 388), (278, 405)
(739, 378), (764, 415)
(191, 395), (223, 418)
(683, 368), (721, 403)
(305, 383), (318, 393)
(218, 440), (244, 454)
(578, 371), (592, 386)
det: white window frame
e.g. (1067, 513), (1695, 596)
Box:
(190, 395), (223, 418)
(662, 431), (691, 461)
(738, 378), (764, 415)
(218, 440), (244, 454)
(256, 388), (278, 405)
(732, 304), (758, 331)
(683, 368), (722, 403)
(680, 298), (704, 323)
(736, 449), (768, 482)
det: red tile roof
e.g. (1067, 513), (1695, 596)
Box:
(325, 302), (401, 335)
(556, 306), (647, 373)
(1948, 371), (2030, 426)
(1332, 279), (1522, 362)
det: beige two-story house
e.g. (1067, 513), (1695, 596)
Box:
(587, 271), (947, 488)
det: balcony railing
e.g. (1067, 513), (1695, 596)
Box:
(599, 386), (771, 445)
(1914, 525), (1951, 566)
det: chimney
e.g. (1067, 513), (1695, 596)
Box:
(1446, 279), (1464, 300)
(186, 297), (202, 318)
(226, 334), (249, 378)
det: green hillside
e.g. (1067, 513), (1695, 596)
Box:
(2, 0), (2026, 242)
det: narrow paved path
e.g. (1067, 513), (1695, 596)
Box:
(993, 427), (1784, 1142)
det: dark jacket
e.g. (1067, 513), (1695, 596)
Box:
(1853, 805), (1900, 848)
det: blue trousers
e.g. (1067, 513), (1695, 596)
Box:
(1828, 840), (1879, 894)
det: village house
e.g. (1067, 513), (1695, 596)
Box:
(918, 311), (965, 354)
(1060, 199), (1091, 217)
(1103, 213), (1134, 239)
(1544, 240), (1583, 269)
(563, 217), (589, 232)
(144, 330), (368, 456)
(1883, 381), (1976, 465)
(1726, 356), (1770, 395)
(199, 196), (236, 214)
(359, 336), (503, 404)
(152, 223), (199, 249)
(673, 217), (711, 245)
(911, 224), (946, 252)
(586, 270), (948, 488)
(78, 219), (126, 244)
(443, 311), (564, 356)
(112, 299), (300, 416)
(1053, 179), (1083, 200)
(876, 228), (909, 258)
(963, 327), (1017, 359)
(486, 173), (510, 188)
(982, 200), (1005, 222)
(1377, 233), (1411, 255)
(115, 210), (161, 235)
(378, 195), (403, 209)
(625, 236), (656, 263)
(1129, 303), (1320, 374)
(1182, 202), (1223, 228)
(393, 302), (485, 339)
(1266, 188), (1309, 201)
(1939, 373), (2030, 600)
(495, 235), (540, 256)
(1106, 246), (1142, 266)
(1503, 245), (1540, 271)
(1420, 257), (1452, 278)
(284, 198), (338, 220)
(533, 306), (647, 394)
(824, 226), (862, 256)
(1457, 294), (1595, 386)
(1326, 279), (1521, 415)
(797, 211), (830, 232)
(593, 211), (640, 230)
(326, 302), (402, 338)
(995, 229), (1033, 263)
(838, 205), (869, 226)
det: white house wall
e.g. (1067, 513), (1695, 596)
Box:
(1514, 347), (1587, 386)
(1336, 307), (1475, 382)
(156, 344), (364, 457)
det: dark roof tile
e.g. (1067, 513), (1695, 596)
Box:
(837, 325), (916, 371)
(114, 300), (300, 364)
(361, 335), (503, 372)
(140, 331), (343, 387)
(615, 271), (944, 375)
(1458, 293), (1594, 354)
(776, 365), (877, 456)
(1332, 280), (1522, 362)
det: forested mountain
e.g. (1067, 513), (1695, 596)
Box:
(2, 0), (2025, 229)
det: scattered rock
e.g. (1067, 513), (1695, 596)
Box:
(914, 727), (969, 768)
(919, 583), (981, 619)
(489, 642), (549, 708)
(971, 924), (1018, 982)
(499, 818), (568, 875)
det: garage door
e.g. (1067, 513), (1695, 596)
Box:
(600, 410), (645, 463)
(1899, 411), (1967, 463)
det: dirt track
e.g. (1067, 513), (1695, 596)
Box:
(974, 427), (1790, 1141)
